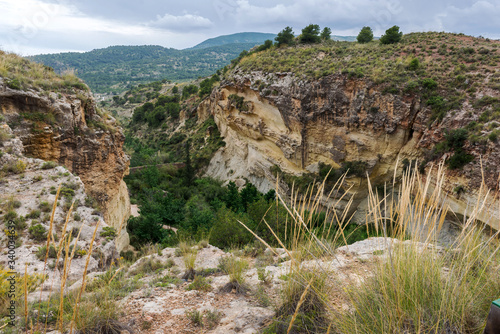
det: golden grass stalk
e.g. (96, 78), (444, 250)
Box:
(24, 264), (28, 332)
(286, 278), (313, 334)
(69, 219), (100, 334)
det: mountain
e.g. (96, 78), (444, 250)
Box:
(188, 32), (277, 49)
(28, 42), (259, 94)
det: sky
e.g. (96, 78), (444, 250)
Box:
(0, 0), (499, 56)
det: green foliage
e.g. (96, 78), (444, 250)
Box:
(357, 26), (374, 43)
(100, 226), (117, 240)
(380, 25), (403, 44)
(127, 189), (183, 245)
(256, 40), (273, 52)
(408, 58), (420, 71)
(433, 128), (475, 169)
(228, 94), (248, 111)
(28, 224), (47, 241)
(300, 24), (321, 44)
(275, 27), (295, 47)
(29, 43), (260, 94)
(199, 74), (220, 97)
(186, 275), (212, 292)
(41, 161), (57, 169)
(182, 84), (198, 99)
(320, 27), (332, 41)
(3, 159), (26, 174)
(209, 205), (252, 249)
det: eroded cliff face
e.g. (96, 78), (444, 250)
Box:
(205, 71), (500, 227)
(0, 83), (130, 248)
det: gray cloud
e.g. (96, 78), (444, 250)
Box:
(149, 13), (214, 31)
(1, 0), (498, 55)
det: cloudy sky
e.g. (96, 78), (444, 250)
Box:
(1, 0), (499, 56)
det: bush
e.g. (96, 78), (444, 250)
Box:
(186, 275), (212, 292)
(380, 25), (403, 44)
(100, 226), (117, 240)
(3, 210), (17, 222)
(209, 206), (252, 249)
(41, 161), (57, 169)
(27, 209), (41, 219)
(408, 58), (420, 71)
(29, 224), (47, 241)
(3, 159), (26, 174)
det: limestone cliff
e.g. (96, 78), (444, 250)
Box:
(205, 38), (500, 228)
(0, 80), (130, 249)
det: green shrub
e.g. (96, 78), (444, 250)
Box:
(3, 160), (26, 174)
(36, 245), (57, 260)
(27, 209), (41, 219)
(100, 226), (117, 240)
(447, 151), (474, 169)
(186, 276), (212, 292)
(39, 201), (51, 213)
(209, 206), (252, 249)
(29, 224), (47, 241)
(3, 210), (18, 222)
(41, 161), (57, 169)
(422, 78), (438, 90)
(408, 58), (420, 70)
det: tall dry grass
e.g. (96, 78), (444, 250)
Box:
(244, 162), (500, 334)
(1, 185), (132, 334)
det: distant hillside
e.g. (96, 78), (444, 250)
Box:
(29, 43), (259, 94)
(189, 32), (277, 50)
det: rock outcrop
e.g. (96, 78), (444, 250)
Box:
(0, 82), (130, 245)
(205, 69), (500, 228)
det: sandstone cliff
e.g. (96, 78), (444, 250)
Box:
(205, 34), (500, 228)
(0, 76), (130, 250)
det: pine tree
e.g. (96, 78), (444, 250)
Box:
(321, 27), (332, 41)
(275, 26), (295, 47)
(357, 26), (374, 43)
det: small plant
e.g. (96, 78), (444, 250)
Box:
(36, 245), (57, 260)
(28, 224), (47, 241)
(3, 210), (18, 222)
(205, 309), (222, 329)
(255, 286), (272, 307)
(3, 159), (26, 174)
(41, 161), (57, 169)
(257, 268), (273, 284)
(186, 309), (204, 327)
(182, 251), (197, 280)
(100, 226), (117, 240)
(39, 201), (51, 213)
(218, 256), (249, 294)
(27, 209), (41, 219)
(186, 275), (212, 292)
(73, 212), (81, 221)
(33, 175), (43, 182)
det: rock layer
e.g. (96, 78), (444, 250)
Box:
(0, 84), (130, 246)
(205, 71), (500, 228)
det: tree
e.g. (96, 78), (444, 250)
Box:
(320, 27), (332, 41)
(184, 139), (195, 186)
(357, 26), (374, 43)
(300, 24), (321, 44)
(380, 25), (403, 44)
(275, 26), (295, 47)
(256, 39), (273, 52)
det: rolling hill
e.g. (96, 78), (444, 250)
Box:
(29, 43), (258, 94)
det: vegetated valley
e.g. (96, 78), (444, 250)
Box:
(1, 25), (500, 334)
